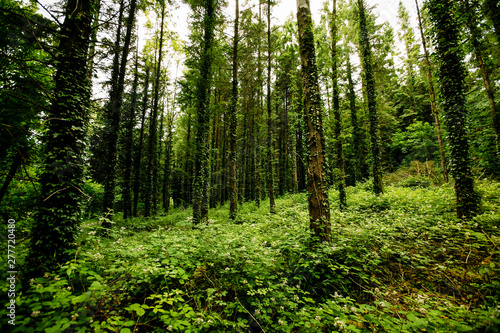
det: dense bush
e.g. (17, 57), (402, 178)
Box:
(1, 182), (499, 332)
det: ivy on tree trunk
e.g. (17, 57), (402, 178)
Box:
(296, 0), (331, 242)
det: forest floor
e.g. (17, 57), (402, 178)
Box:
(2, 179), (500, 332)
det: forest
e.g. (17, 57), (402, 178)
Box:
(1, 0), (500, 331)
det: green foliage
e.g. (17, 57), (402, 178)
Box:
(391, 121), (440, 165)
(4, 182), (499, 332)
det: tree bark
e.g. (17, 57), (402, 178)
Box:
(296, 0), (331, 242)
(193, 0), (216, 223)
(358, 0), (383, 195)
(145, 3), (165, 217)
(331, 0), (346, 210)
(30, 0), (97, 273)
(228, 0), (239, 219)
(267, 0), (276, 214)
(122, 48), (139, 219)
(428, 0), (479, 219)
(103, 0), (137, 222)
(132, 66), (150, 217)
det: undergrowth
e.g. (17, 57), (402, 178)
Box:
(1, 180), (499, 332)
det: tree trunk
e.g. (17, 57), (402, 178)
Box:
(103, 0), (137, 222)
(358, 0), (383, 195)
(296, 0), (331, 242)
(132, 66), (150, 217)
(228, 0), (239, 219)
(145, 4), (165, 217)
(428, 0), (479, 219)
(122, 48), (139, 219)
(102, 0), (124, 217)
(267, 0), (276, 214)
(30, 0), (96, 273)
(415, 0), (449, 182)
(331, 0), (346, 210)
(193, 0), (216, 223)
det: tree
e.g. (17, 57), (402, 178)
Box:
(29, 0), (97, 272)
(192, 0), (217, 223)
(331, 0), (346, 210)
(229, 0), (239, 219)
(102, 0), (138, 221)
(145, 1), (166, 217)
(132, 65), (150, 217)
(357, 0), (383, 195)
(122, 47), (139, 219)
(267, 0), (276, 214)
(427, 0), (479, 218)
(415, 0), (448, 182)
(296, 0), (331, 242)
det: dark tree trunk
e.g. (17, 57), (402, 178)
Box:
(358, 0), (383, 195)
(122, 49), (139, 219)
(193, 0), (216, 223)
(102, 0), (137, 222)
(296, 0), (331, 242)
(428, 0), (479, 219)
(132, 66), (150, 217)
(145, 3), (165, 217)
(101, 0), (124, 217)
(228, 0), (239, 219)
(30, 0), (96, 273)
(267, 0), (276, 214)
(331, 0), (346, 210)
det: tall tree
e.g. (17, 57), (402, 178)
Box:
(122, 47), (139, 219)
(229, 0), (239, 219)
(145, 2), (166, 217)
(132, 65), (150, 217)
(357, 0), (383, 195)
(427, 0), (479, 218)
(331, 0), (346, 210)
(102, 0), (138, 221)
(267, 0), (276, 214)
(415, 0), (448, 182)
(296, 0), (331, 242)
(29, 0), (97, 272)
(192, 0), (217, 223)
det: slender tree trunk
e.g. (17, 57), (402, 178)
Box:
(428, 0), (479, 219)
(415, 0), (449, 182)
(254, 0), (263, 208)
(183, 111), (192, 209)
(103, 0), (137, 222)
(132, 66), (150, 217)
(358, 0), (383, 195)
(145, 4), (165, 217)
(331, 0), (346, 210)
(30, 0), (96, 273)
(102, 0), (124, 217)
(296, 0), (331, 242)
(193, 0), (216, 223)
(228, 0), (239, 219)
(347, 58), (360, 184)
(122, 48), (139, 219)
(267, 0), (276, 214)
